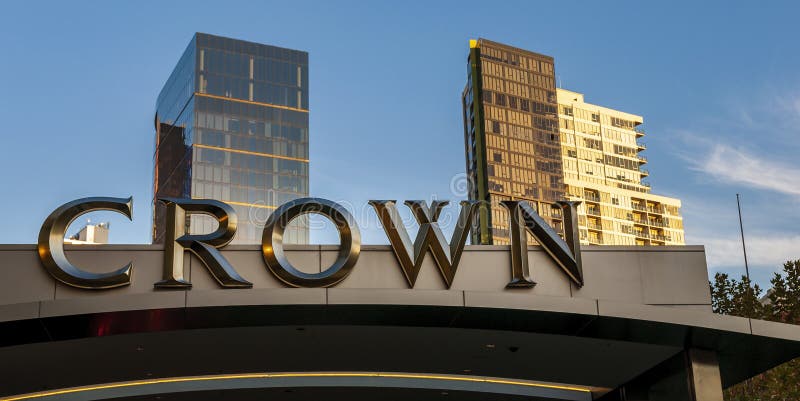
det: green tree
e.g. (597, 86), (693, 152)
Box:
(711, 260), (800, 401)
(710, 272), (765, 318)
(766, 260), (800, 324)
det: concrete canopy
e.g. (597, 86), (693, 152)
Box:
(1, 245), (799, 400)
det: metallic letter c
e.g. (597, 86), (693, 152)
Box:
(37, 197), (133, 289)
(262, 198), (361, 287)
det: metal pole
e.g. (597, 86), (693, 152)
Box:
(736, 193), (750, 281)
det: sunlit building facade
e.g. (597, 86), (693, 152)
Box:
(153, 33), (309, 244)
(65, 222), (111, 245)
(557, 88), (684, 245)
(463, 39), (564, 245)
(463, 38), (684, 246)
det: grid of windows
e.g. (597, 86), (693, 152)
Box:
(557, 88), (684, 246)
(153, 33), (309, 244)
(463, 39), (684, 247)
(463, 39), (564, 245)
(566, 182), (685, 246)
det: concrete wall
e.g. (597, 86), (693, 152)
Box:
(0, 244), (711, 322)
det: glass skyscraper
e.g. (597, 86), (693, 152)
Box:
(463, 38), (564, 245)
(153, 33), (309, 244)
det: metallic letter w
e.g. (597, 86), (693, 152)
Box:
(369, 200), (480, 288)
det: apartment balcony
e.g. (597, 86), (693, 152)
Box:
(647, 206), (664, 214)
(648, 220), (668, 228)
(650, 234), (672, 242)
(588, 236), (603, 245)
(637, 142), (647, 150)
(640, 169), (649, 177)
(631, 217), (649, 225)
(631, 203), (648, 212)
(586, 207), (601, 216)
(583, 193), (601, 203)
(586, 222), (603, 230)
(638, 155), (648, 164)
(635, 128), (645, 137)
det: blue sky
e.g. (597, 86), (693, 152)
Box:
(0, 1), (798, 287)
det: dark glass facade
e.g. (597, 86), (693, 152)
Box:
(153, 33), (309, 244)
(463, 39), (564, 245)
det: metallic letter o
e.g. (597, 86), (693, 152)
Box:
(37, 197), (133, 289)
(262, 198), (361, 287)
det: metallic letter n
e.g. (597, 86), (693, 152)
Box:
(502, 200), (583, 288)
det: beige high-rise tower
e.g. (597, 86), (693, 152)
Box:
(462, 38), (684, 246)
(557, 88), (684, 245)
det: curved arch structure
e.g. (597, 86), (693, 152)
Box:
(1, 244), (799, 401)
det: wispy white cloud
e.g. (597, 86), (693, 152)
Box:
(764, 89), (800, 127)
(690, 144), (800, 197)
(670, 87), (800, 282)
(699, 234), (800, 272)
(719, 86), (800, 138)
